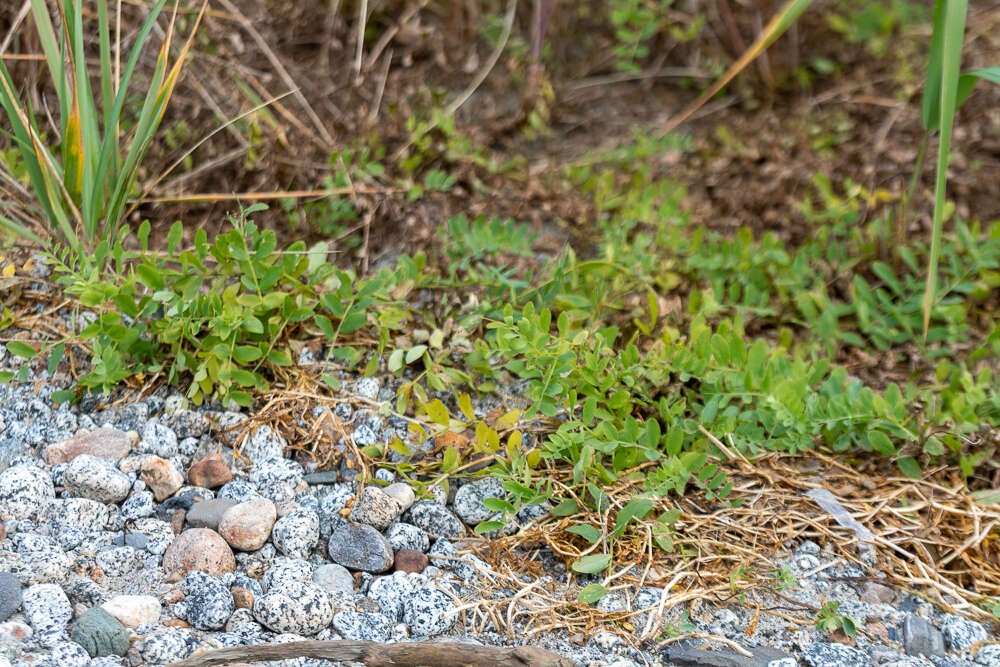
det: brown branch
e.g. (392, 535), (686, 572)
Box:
(166, 640), (576, 667)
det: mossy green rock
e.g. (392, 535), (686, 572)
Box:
(70, 607), (130, 657)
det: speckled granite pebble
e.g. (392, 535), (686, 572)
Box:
(402, 585), (456, 637)
(181, 572), (235, 630)
(253, 581), (334, 635)
(404, 500), (466, 538)
(332, 610), (392, 641)
(349, 486), (402, 531)
(271, 507), (320, 558)
(0, 465), (54, 520)
(802, 642), (872, 667)
(63, 455), (130, 504)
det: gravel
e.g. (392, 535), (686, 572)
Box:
(0, 375), (998, 667)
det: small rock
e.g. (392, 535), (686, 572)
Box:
(186, 453), (232, 489)
(404, 501), (465, 538)
(860, 581), (896, 605)
(0, 572), (22, 622)
(903, 614), (945, 657)
(402, 586), (456, 637)
(312, 564), (355, 596)
(386, 522), (430, 553)
(262, 558), (313, 591)
(327, 522), (394, 572)
(332, 610), (392, 641)
(661, 645), (795, 667)
(139, 420), (179, 458)
(941, 614), (988, 651)
(141, 456), (184, 502)
(453, 477), (506, 525)
(368, 572), (415, 621)
(137, 628), (196, 664)
(382, 483), (415, 512)
(393, 549), (428, 574)
(45, 428), (134, 464)
(975, 644), (1000, 665)
(171, 509), (186, 535)
(64, 455), (131, 504)
(239, 426), (286, 463)
(162, 528), (236, 580)
(350, 486), (402, 531)
(303, 471), (339, 485)
(230, 587), (254, 609)
(802, 642), (872, 667)
(101, 595), (160, 628)
(181, 572), (234, 630)
(0, 465), (54, 520)
(249, 458), (305, 504)
(22, 583), (72, 636)
(69, 607), (129, 657)
(271, 507), (320, 559)
(44, 640), (93, 666)
(186, 498), (238, 530)
(218, 497), (277, 551)
(353, 378), (380, 400)
(253, 581), (334, 635)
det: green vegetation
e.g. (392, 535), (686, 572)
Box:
(814, 601), (858, 637)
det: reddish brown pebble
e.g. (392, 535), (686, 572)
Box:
(218, 497), (276, 551)
(171, 510), (186, 535)
(162, 618), (190, 628)
(161, 528), (236, 581)
(230, 587), (254, 609)
(353, 571), (365, 589)
(0, 523), (6, 541)
(141, 456), (184, 501)
(393, 549), (428, 573)
(161, 589), (185, 604)
(187, 453), (232, 489)
(45, 427), (136, 464)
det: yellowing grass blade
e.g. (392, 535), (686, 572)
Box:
(657, 0), (813, 139)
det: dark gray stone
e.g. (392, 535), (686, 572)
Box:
(661, 645), (795, 667)
(0, 571), (22, 621)
(327, 521), (394, 573)
(70, 607), (130, 657)
(904, 614), (945, 657)
(304, 471), (339, 485)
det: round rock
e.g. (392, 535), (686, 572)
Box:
(382, 483), (415, 512)
(404, 501), (466, 538)
(101, 595), (160, 628)
(69, 607), (129, 657)
(186, 453), (232, 489)
(186, 498), (238, 530)
(162, 528), (236, 580)
(141, 456), (184, 502)
(386, 522), (430, 553)
(402, 586), (456, 637)
(327, 522), (394, 573)
(349, 486), (402, 531)
(332, 610), (392, 641)
(253, 581), (334, 635)
(63, 455), (131, 504)
(45, 428), (134, 464)
(272, 507), (320, 559)
(218, 497), (276, 551)
(312, 564), (354, 596)
(942, 614), (988, 651)
(0, 465), (54, 520)
(182, 572), (234, 630)
(802, 643), (872, 667)
(453, 477), (506, 525)
(22, 583), (72, 635)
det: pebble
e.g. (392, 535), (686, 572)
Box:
(63, 455), (131, 504)
(101, 595), (160, 628)
(218, 497), (277, 551)
(45, 428), (134, 464)
(453, 477), (506, 525)
(394, 549), (428, 573)
(186, 498), (238, 530)
(0, 465), (54, 520)
(802, 642), (872, 667)
(137, 628), (196, 664)
(261, 558), (313, 591)
(368, 572), (415, 620)
(22, 583), (72, 638)
(69, 607), (129, 657)
(230, 587), (254, 609)
(327, 521), (394, 573)
(181, 572), (234, 630)
(186, 453), (232, 488)
(404, 500), (466, 538)
(382, 483), (416, 512)
(353, 378), (380, 400)
(239, 426), (286, 463)
(48, 497), (110, 533)
(386, 522), (430, 553)
(975, 644), (1000, 665)
(41, 640), (91, 666)
(161, 409), (209, 439)
(162, 528), (236, 580)
(0, 573), (21, 622)
(271, 507), (320, 559)
(332, 610), (392, 641)
(249, 458), (304, 504)
(141, 456), (184, 502)
(120, 490), (155, 520)
(402, 586), (456, 637)
(349, 486), (403, 531)
(217, 480), (261, 503)
(253, 581), (334, 635)
(903, 614), (945, 657)
(312, 564), (355, 596)
(941, 614), (988, 651)
(139, 419), (179, 458)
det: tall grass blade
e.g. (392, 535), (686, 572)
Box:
(922, 0), (967, 339)
(657, 0), (814, 138)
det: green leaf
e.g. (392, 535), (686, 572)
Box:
(457, 393), (475, 420)
(571, 553), (612, 574)
(868, 431), (896, 456)
(550, 500), (579, 517)
(232, 345), (262, 363)
(227, 390), (254, 407)
(577, 583), (607, 603)
(267, 349), (292, 366)
(47, 341), (64, 375)
(50, 389), (75, 405)
(897, 457), (921, 480)
(567, 524), (602, 544)
(442, 446), (460, 472)
(474, 521), (506, 534)
(6, 341), (37, 358)
(405, 344), (428, 363)
(611, 498), (653, 538)
(425, 399), (450, 426)
(0, 371), (14, 384)
(483, 497), (515, 514)
(387, 348), (405, 373)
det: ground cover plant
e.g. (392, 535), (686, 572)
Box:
(1, 0), (1000, 626)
